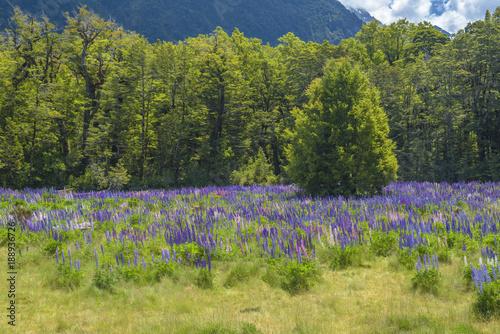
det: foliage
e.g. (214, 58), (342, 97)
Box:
(196, 268), (215, 289)
(0, 8), (499, 188)
(411, 268), (441, 294)
(397, 248), (419, 270)
(52, 264), (85, 290)
(473, 280), (500, 319)
(286, 59), (398, 196)
(224, 261), (258, 287)
(42, 239), (61, 255)
(0, 0), (363, 46)
(279, 260), (320, 295)
(324, 245), (363, 270)
(92, 267), (119, 291)
(231, 149), (278, 186)
(371, 231), (397, 257)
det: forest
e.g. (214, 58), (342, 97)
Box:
(0, 6), (499, 191)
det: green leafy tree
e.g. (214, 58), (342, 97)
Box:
(231, 148), (278, 185)
(286, 59), (398, 196)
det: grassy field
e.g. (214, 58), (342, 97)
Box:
(1, 183), (500, 333)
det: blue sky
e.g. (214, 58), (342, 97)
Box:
(339, 0), (498, 33)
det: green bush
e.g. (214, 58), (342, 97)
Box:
(93, 267), (119, 291)
(196, 268), (215, 289)
(261, 264), (281, 288)
(411, 268), (441, 295)
(279, 260), (319, 295)
(152, 261), (177, 282)
(42, 239), (61, 255)
(397, 248), (418, 270)
(325, 245), (362, 270)
(435, 247), (452, 264)
(371, 231), (397, 257)
(473, 280), (500, 319)
(120, 266), (145, 283)
(107, 162), (131, 191)
(231, 148), (277, 186)
(53, 264), (85, 290)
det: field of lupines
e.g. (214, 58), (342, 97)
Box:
(2, 182), (500, 333)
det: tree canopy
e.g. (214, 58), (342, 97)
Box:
(1, 7), (500, 191)
(286, 59), (398, 196)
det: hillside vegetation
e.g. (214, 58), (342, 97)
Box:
(0, 7), (499, 193)
(0, 0), (363, 44)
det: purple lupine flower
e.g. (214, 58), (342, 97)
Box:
(62, 250), (65, 264)
(94, 248), (99, 269)
(101, 244), (104, 255)
(19, 249), (21, 257)
(116, 254), (120, 266)
(56, 249), (59, 264)
(68, 247), (72, 265)
(207, 253), (212, 271)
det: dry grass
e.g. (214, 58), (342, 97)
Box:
(2, 249), (500, 334)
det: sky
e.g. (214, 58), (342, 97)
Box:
(339, 0), (498, 33)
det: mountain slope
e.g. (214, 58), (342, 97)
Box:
(0, 0), (364, 44)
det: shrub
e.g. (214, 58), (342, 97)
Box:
(371, 231), (397, 257)
(120, 266), (145, 283)
(231, 148), (277, 186)
(473, 280), (500, 319)
(196, 268), (215, 289)
(279, 260), (319, 295)
(325, 245), (362, 270)
(42, 239), (61, 255)
(411, 268), (441, 294)
(93, 267), (119, 291)
(107, 162), (131, 191)
(397, 248), (418, 270)
(261, 264), (281, 288)
(435, 247), (452, 264)
(152, 261), (177, 282)
(53, 264), (85, 290)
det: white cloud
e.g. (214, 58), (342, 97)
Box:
(339, 0), (498, 33)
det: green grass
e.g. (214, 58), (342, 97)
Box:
(3, 248), (500, 333)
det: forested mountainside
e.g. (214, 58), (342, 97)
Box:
(0, 0), (363, 44)
(0, 7), (499, 191)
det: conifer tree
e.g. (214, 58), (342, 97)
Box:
(286, 59), (398, 196)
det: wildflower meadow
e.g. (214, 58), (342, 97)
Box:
(1, 182), (500, 333)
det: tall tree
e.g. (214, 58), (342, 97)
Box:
(287, 59), (398, 196)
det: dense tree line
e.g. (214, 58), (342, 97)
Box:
(0, 7), (499, 190)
